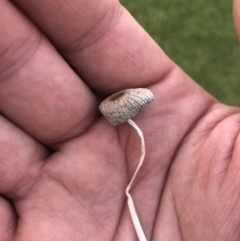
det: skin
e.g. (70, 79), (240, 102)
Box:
(0, 0), (240, 240)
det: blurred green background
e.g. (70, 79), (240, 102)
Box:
(120, 0), (240, 106)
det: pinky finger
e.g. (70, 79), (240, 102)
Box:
(0, 196), (16, 241)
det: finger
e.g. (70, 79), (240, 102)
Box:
(233, 0), (240, 43)
(0, 0), (98, 145)
(0, 115), (47, 199)
(0, 197), (16, 241)
(12, 0), (174, 95)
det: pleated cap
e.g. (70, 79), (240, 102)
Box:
(99, 88), (154, 126)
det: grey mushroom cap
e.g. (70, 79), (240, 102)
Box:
(99, 88), (154, 126)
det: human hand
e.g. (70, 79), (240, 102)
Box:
(1, 0), (240, 240)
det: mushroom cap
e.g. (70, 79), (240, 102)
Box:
(99, 88), (154, 126)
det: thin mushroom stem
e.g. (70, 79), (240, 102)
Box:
(126, 119), (147, 241)
(99, 88), (154, 240)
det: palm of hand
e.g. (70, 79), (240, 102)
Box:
(1, 1), (240, 241)
(3, 97), (240, 241)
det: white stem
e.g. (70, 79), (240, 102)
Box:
(126, 119), (147, 241)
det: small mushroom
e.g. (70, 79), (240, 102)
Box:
(99, 88), (154, 126)
(99, 88), (154, 241)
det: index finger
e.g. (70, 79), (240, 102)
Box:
(12, 0), (174, 95)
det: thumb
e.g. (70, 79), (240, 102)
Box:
(233, 0), (240, 43)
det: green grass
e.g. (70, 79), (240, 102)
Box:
(120, 0), (240, 106)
